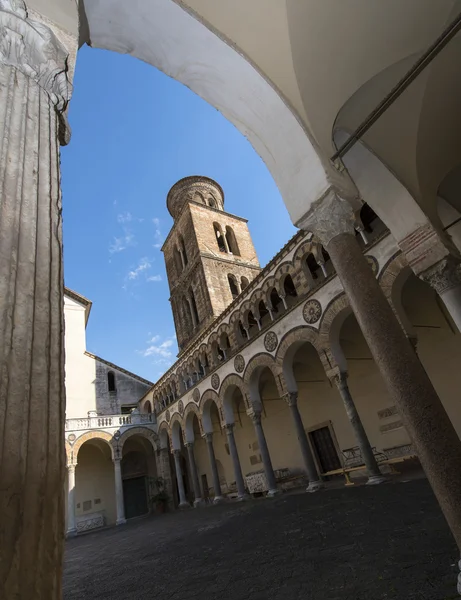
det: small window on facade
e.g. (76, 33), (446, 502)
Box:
(228, 275), (239, 299)
(108, 371), (116, 392)
(306, 253), (320, 280)
(208, 196), (216, 208)
(225, 226), (240, 256)
(214, 223), (226, 252)
(190, 289), (200, 325)
(270, 288), (282, 313)
(239, 321), (248, 340)
(180, 237), (188, 266)
(283, 275), (298, 297)
(241, 276), (250, 290)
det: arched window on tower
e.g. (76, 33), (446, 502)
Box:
(213, 222), (226, 253)
(241, 276), (249, 290)
(225, 226), (240, 256)
(228, 274), (239, 299)
(189, 288), (200, 326)
(208, 195), (216, 208)
(107, 371), (116, 393)
(174, 246), (183, 275)
(179, 235), (188, 266)
(183, 296), (193, 330)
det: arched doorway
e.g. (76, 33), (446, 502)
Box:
(121, 435), (157, 520)
(75, 438), (116, 527)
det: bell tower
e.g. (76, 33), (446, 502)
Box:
(162, 176), (260, 353)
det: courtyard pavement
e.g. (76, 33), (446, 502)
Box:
(64, 478), (459, 600)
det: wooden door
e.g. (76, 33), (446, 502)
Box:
(309, 426), (341, 473)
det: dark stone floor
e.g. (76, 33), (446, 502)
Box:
(64, 478), (459, 600)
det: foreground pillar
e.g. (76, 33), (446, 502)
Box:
(285, 392), (323, 492)
(172, 450), (190, 508)
(333, 373), (384, 484)
(185, 442), (205, 506)
(303, 191), (461, 559)
(66, 464), (77, 537)
(224, 424), (249, 500)
(421, 257), (461, 332)
(0, 3), (73, 597)
(250, 412), (279, 497)
(113, 458), (126, 526)
(204, 433), (225, 503)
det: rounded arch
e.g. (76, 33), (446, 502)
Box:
(65, 439), (73, 466)
(169, 414), (184, 450)
(318, 294), (352, 373)
(199, 389), (222, 433)
(118, 427), (158, 454)
(379, 252), (416, 339)
(158, 421), (170, 450)
(183, 402), (202, 442)
(275, 326), (324, 392)
(220, 373), (248, 425)
(72, 430), (115, 461)
(243, 352), (284, 409)
(142, 400), (152, 414)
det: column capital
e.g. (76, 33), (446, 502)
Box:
(203, 432), (213, 442)
(67, 463), (77, 473)
(250, 411), (262, 426)
(331, 371), (348, 390)
(172, 448), (181, 457)
(297, 188), (356, 247)
(283, 391), (298, 407)
(0, 1), (72, 112)
(113, 456), (122, 465)
(224, 423), (235, 433)
(420, 256), (461, 296)
(184, 441), (194, 449)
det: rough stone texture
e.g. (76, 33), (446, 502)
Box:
(64, 479), (458, 600)
(162, 178), (260, 351)
(326, 232), (461, 551)
(93, 358), (152, 414)
(0, 3), (74, 596)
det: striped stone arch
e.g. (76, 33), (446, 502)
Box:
(158, 421), (171, 450)
(243, 352), (285, 399)
(199, 389), (223, 431)
(169, 412), (184, 449)
(182, 401), (203, 442)
(318, 293), (350, 349)
(72, 430), (115, 462)
(65, 439), (73, 466)
(292, 238), (316, 271)
(239, 299), (252, 325)
(261, 276), (277, 305)
(220, 372), (249, 423)
(273, 260), (297, 291)
(378, 251), (409, 300)
(118, 426), (158, 454)
(248, 288), (267, 318)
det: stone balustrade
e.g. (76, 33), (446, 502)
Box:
(65, 412), (155, 432)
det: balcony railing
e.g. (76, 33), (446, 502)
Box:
(65, 412), (155, 432)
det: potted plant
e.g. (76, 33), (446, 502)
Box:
(151, 477), (169, 514)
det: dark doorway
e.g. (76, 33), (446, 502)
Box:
(123, 476), (148, 519)
(309, 426), (341, 473)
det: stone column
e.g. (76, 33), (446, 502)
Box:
(113, 458), (126, 526)
(279, 293), (288, 310)
(172, 450), (190, 508)
(66, 464), (77, 537)
(224, 424), (249, 500)
(157, 448), (174, 508)
(204, 433), (225, 503)
(250, 412), (279, 497)
(285, 392), (323, 492)
(0, 3), (73, 597)
(302, 190), (461, 555)
(185, 442), (205, 506)
(421, 257), (461, 332)
(333, 373), (385, 484)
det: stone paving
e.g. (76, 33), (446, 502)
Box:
(64, 478), (459, 600)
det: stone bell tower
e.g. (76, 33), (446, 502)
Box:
(162, 176), (260, 353)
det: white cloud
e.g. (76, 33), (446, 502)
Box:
(152, 217), (163, 249)
(143, 338), (174, 358)
(117, 211), (133, 224)
(139, 335), (177, 371)
(128, 257), (151, 280)
(147, 274), (162, 282)
(109, 231), (135, 254)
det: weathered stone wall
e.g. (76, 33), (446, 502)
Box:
(93, 359), (152, 415)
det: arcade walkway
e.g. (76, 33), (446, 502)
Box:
(64, 479), (457, 600)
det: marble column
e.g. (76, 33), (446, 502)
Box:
(113, 459), (126, 526)
(303, 189), (461, 554)
(0, 3), (73, 597)
(251, 412), (279, 497)
(157, 448), (174, 507)
(333, 373), (385, 484)
(66, 464), (77, 537)
(224, 424), (249, 500)
(172, 450), (190, 508)
(285, 392), (323, 492)
(204, 433), (225, 503)
(185, 442), (205, 507)
(421, 257), (461, 332)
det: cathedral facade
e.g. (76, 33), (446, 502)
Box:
(65, 176), (461, 531)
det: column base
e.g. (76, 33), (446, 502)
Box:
(267, 488), (281, 498)
(366, 475), (386, 486)
(237, 493), (250, 502)
(193, 498), (206, 508)
(66, 528), (77, 539)
(213, 496), (226, 504)
(179, 501), (191, 509)
(116, 518), (127, 526)
(306, 480), (324, 493)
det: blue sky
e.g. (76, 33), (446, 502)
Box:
(61, 45), (296, 382)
